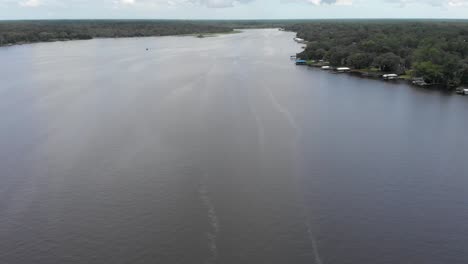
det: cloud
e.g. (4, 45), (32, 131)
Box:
(11, 0), (468, 11)
(385, 0), (468, 7)
(190, 0), (254, 8)
(306, 0), (352, 5)
(112, 0), (254, 8)
(448, 0), (468, 6)
(15, 0), (255, 9)
(119, 0), (136, 5)
(289, 0), (468, 7)
(283, 0), (353, 5)
(19, 0), (41, 7)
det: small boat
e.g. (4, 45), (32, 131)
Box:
(294, 37), (306, 43)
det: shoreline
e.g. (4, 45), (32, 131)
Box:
(0, 29), (239, 48)
(298, 63), (467, 94)
(286, 21), (468, 91)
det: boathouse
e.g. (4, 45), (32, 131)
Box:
(383, 74), (399, 80)
(295, 60), (307, 65)
(336, 67), (351, 73)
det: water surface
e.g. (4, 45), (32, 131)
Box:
(1, 29), (468, 264)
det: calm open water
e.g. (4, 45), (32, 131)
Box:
(1, 29), (468, 264)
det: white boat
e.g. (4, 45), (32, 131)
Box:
(294, 37), (306, 43)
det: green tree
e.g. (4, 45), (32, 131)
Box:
(373, 52), (403, 72)
(328, 47), (350, 66)
(413, 61), (444, 84)
(347, 53), (374, 69)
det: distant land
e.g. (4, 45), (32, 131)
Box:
(1, 19), (467, 88)
(0, 19), (292, 46)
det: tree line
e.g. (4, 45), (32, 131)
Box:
(286, 20), (468, 88)
(0, 20), (233, 46)
(0, 19), (301, 47)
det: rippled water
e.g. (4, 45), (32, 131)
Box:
(1, 29), (468, 264)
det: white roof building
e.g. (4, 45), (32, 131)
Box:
(336, 67), (351, 71)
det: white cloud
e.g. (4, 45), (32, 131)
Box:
(306, 0), (352, 5)
(385, 0), (468, 7)
(191, 0), (254, 8)
(283, 0), (353, 5)
(19, 0), (41, 7)
(13, 0), (468, 12)
(119, 0), (136, 4)
(111, 0), (254, 8)
(447, 0), (468, 6)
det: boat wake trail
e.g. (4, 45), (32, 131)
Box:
(304, 209), (324, 264)
(199, 176), (219, 264)
(262, 83), (324, 264)
(264, 85), (300, 133)
(247, 92), (266, 154)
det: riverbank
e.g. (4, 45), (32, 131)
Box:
(181, 30), (242, 38)
(298, 60), (468, 94)
(0, 20), (236, 47)
(0, 30), (241, 48)
(0, 20), (306, 47)
(286, 21), (468, 89)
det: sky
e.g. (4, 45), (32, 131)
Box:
(1, 0), (468, 20)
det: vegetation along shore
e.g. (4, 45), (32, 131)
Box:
(0, 20), (238, 46)
(0, 19), (292, 47)
(287, 20), (468, 89)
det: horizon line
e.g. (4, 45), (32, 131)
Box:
(2, 18), (468, 21)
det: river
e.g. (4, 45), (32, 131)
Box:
(1, 29), (468, 264)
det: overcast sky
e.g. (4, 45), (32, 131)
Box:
(1, 0), (468, 20)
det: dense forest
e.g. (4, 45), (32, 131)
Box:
(0, 20), (235, 45)
(286, 20), (468, 88)
(0, 19), (300, 46)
